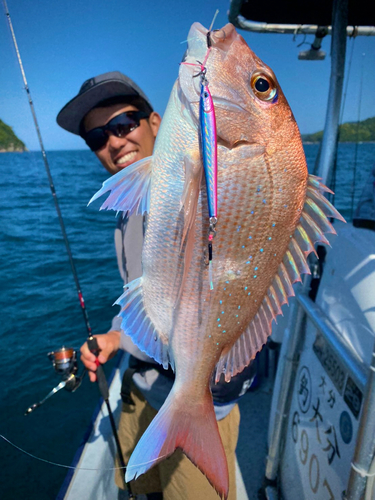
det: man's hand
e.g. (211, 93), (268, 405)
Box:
(80, 330), (121, 382)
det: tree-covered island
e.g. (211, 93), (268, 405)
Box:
(302, 116), (375, 143)
(0, 119), (27, 152)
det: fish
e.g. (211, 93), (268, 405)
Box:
(90, 22), (344, 499)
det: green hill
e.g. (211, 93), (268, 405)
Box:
(302, 116), (375, 143)
(0, 119), (27, 152)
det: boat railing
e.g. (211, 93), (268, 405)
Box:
(265, 284), (375, 499)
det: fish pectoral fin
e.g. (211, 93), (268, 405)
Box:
(88, 156), (153, 215)
(116, 277), (172, 370)
(126, 385), (229, 500)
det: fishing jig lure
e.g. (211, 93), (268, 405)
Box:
(197, 59), (217, 290)
(181, 30), (219, 290)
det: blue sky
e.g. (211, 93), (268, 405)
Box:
(1, 0), (374, 151)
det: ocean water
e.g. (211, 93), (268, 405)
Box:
(0, 144), (374, 499)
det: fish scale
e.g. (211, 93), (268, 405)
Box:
(90, 22), (345, 500)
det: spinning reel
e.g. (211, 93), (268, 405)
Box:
(25, 347), (86, 415)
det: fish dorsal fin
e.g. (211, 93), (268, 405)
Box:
(215, 175), (345, 383)
(88, 156), (153, 215)
(116, 278), (174, 370)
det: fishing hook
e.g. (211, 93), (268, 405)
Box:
(192, 61), (207, 79)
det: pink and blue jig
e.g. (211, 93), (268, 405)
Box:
(182, 31), (218, 290)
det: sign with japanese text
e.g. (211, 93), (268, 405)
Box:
(279, 321), (363, 499)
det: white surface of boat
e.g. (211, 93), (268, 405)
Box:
(60, 358), (125, 500)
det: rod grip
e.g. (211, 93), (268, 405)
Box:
(87, 337), (109, 400)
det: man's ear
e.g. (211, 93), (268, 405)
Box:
(149, 112), (162, 138)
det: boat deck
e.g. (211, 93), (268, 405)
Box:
(236, 378), (273, 500)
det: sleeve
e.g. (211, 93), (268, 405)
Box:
(114, 216), (127, 283)
(122, 214), (144, 282)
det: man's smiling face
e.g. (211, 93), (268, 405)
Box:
(83, 103), (161, 175)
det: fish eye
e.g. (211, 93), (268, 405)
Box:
(255, 78), (269, 92)
(251, 72), (277, 102)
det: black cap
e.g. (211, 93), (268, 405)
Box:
(56, 71), (153, 135)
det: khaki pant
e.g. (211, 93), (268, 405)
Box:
(115, 384), (240, 500)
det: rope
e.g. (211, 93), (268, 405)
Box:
(351, 461), (375, 478)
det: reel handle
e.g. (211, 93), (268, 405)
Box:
(87, 336), (109, 401)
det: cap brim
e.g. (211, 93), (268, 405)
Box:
(56, 80), (141, 135)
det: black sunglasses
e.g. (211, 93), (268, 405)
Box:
(83, 110), (150, 151)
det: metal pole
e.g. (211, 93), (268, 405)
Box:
(346, 347), (375, 499)
(229, 19), (374, 37)
(227, 0), (375, 36)
(315, 0), (348, 187)
(265, 282), (308, 484)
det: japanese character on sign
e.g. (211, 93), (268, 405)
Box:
(327, 390), (336, 409)
(323, 425), (341, 465)
(319, 376), (327, 394)
(299, 373), (309, 404)
(309, 397), (323, 444)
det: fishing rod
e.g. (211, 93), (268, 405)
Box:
(3, 1), (133, 494)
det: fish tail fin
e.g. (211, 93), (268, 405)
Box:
(125, 386), (229, 499)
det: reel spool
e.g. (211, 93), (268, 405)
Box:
(48, 346), (78, 380)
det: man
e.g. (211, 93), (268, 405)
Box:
(57, 71), (254, 499)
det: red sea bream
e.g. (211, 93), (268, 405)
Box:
(91, 22), (344, 499)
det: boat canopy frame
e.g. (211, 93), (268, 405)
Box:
(228, 0), (375, 36)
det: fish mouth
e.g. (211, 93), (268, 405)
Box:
(187, 93), (256, 151)
(213, 97), (258, 151)
(212, 97), (248, 114)
(217, 137), (264, 156)
(217, 138), (249, 149)
(189, 95), (248, 115)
